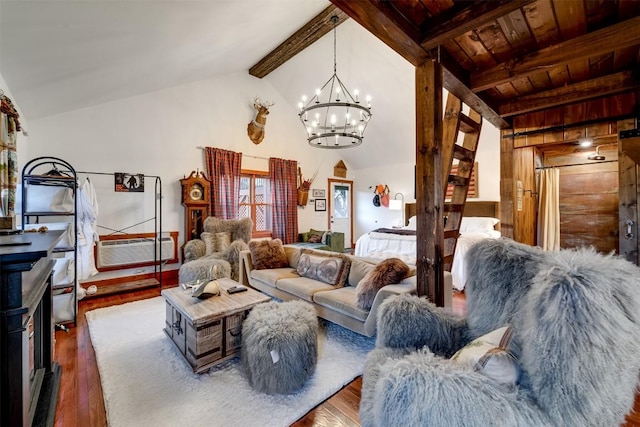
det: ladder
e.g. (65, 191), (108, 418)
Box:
(440, 94), (483, 273)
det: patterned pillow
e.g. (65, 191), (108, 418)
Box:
(248, 239), (290, 270)
(450, 326), (520, 391)
(307, 229), (325, 243)
(296, 249), (351, 287)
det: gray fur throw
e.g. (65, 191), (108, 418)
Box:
(356, 258), (410, 310)
(203, 217), (252, 243)
(242, 300), (318, 395)
(360, 239), (640, 427)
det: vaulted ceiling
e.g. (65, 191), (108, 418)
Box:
(1, 0), (639, 170)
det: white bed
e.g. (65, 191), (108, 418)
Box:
(354, 201), (501, 291)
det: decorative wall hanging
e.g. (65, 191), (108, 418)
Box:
(247, 97), (274, 145)
(115, 173), (145, 192)
(334, 160), (347, 178)
(446, 162), (478, 199)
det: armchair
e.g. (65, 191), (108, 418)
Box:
(360, 238), (640, 427)
(180, 217), (252, 282)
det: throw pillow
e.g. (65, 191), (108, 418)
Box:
(248, 239), (289, 270)
(450, 326), (520, 391)
(201, 232), (216, 255)
(307, 233), (322, 243)
(356, 258), (411, 310)
(213, 231), (232, 252)
(296, 249), (351, 287)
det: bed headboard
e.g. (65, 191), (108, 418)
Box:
(404, 201), (501, 225)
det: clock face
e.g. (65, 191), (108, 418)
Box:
(189, 184), (204, 201)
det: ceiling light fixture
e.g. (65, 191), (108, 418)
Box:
(297, 15), (371, 149)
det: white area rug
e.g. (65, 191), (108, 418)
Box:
(86, 296), (375, 427)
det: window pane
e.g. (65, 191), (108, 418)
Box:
(334, 185), (349, 219)
(255, 177), (270, 203)
(238, 205), (250, 219)
(256, 205), (267, 231)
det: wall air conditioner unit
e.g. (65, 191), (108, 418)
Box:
(96, 236), (175, 268)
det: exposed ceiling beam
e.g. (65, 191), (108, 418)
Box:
(498, 71), (640, 117)
(419, 0), (536, 51)
(248, 5), (348, 78)
(329, 0), (427, 66)
(471, 15), (640, 92)
(330, 0), (509, 129)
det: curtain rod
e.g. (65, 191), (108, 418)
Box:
(535, 159), (618, 170)
(196, 146), (269, 161)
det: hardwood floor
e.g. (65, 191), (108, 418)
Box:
(54, 287), (640, 426)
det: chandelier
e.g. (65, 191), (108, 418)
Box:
(298, 15), (372, 149)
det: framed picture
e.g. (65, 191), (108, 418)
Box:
(315, 198), (326, 211)
(115, 172), (145, 192)
(312, 188), (325, 198)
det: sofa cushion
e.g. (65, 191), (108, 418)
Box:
(297, 249), (351, 287)
(450, 326), (520, 391)
(284, 246), (302, 269)
(276, 277), (336, 302)
(308, 229), (325, 243)
(313, 286), (369, 321)
(250, 268), (299, 288)
(356, 258), (411, 310)
(347, 258), (376, 287)
(249, 239), (289, 270)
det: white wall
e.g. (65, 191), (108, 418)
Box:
(25, 72), (346, 245)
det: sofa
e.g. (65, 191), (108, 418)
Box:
(180, 217), (252, 282)
(359, 238), (640, 427)
(239, 243), (453, 337)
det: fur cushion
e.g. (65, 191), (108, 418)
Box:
(201, 231), (232, 255)
(296, 249), (351, 287)
(248, 239), (289, 270)
(356, 258), (410, 310)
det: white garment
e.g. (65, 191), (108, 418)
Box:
(77, 178), (99, 280)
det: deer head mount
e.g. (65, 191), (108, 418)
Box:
(247, 97), (274, 145)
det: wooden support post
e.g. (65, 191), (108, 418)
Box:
(415, 60), (444, 306)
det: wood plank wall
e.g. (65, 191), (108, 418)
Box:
(541, 146), (618, 253)
(501, 92), (639, 250)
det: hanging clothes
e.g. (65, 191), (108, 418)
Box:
(77, 177), (99, 281)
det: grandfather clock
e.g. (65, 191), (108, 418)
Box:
(180, 171), (211, 241)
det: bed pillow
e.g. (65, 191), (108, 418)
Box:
(460, 217), (500, 233)
(356, 258), (411, 310)
(405, 216), (417, 230)
(450, 326), (520, 391)
(248, 239), (289, 270)
(296, 249), (351, 287)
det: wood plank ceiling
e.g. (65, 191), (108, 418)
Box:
(327, 0), (640, 129)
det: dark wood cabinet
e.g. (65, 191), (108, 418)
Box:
(0, 231), (62, 427)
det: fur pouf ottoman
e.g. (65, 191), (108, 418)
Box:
(242, 300), (318, 394)
(178, 257), (231, 284)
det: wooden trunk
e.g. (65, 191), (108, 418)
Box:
(162, 279), (270, 373)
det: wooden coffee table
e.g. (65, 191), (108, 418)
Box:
(162, 278), (271, 373)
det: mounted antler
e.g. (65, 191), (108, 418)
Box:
(247, 97), (275, 145)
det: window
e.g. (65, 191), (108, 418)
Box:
(239, 170), (272, 238)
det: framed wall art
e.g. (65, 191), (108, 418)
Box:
(312, 188), (325, 198)
(314, 198), (326, 211)
(115, 172), (145, 192)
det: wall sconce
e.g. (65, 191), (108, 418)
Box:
(389, 192), (404, 225)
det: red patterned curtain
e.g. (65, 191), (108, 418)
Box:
(269, 157), (298, 243)
(205, 147), (242, 219)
